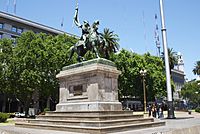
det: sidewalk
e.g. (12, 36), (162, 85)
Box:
(116, 111), (200, 134)
(0, 111), (200, 134)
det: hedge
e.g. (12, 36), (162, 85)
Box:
(195, 107), (200, 113)
(0, 112), (9, 123)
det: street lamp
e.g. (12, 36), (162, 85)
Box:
(195, 91), (199, 107)
(140, 69), (147, 113)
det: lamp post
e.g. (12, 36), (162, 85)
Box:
(140, 69), (147, 113)
(195, 91), (199, 107)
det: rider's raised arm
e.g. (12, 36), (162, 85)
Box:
(74, 4), (81, 27)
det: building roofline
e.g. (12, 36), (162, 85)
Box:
(0, 11), (78, 38)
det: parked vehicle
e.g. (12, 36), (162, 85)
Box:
(15, 112), (25, 118)
(122, 100), (143, 111)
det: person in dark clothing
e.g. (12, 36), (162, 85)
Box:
(152, 104), (157, 118)
(147, 104), (152, 117)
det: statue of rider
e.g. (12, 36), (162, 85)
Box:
(74, 4), (90, 49)
(91, 20), (100, 34)
(91, 20), (108, 50)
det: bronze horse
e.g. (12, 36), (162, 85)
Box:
(68, 24), (107, 62)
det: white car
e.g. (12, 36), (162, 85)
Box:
(15, 112), (25, 118)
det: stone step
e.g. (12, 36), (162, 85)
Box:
(36, 114), (143, 121)
(15, 121), (165, 134)
(45, 111), (135, 116)
(26, 117), (154, 127)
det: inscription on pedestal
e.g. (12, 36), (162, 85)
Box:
(69, 84), (87, 97)
(74, 85), (83, 96)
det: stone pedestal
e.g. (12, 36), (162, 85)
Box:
(15, 58), (165, 133)
(56, 58), (122, 111)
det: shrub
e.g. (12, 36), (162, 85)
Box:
(39, 108), (50, 115)
(0, 112), (9, 123)
(195, 107), (200, 113)
(44, 108), (50, 112)
(8, 113), (15, 118)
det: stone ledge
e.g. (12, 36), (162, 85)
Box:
(67, 96), (88, 101)
(56, 59), (120, 79)
(56, 101), (122, 112)
(15, 121), (165, 134)
(62, 58), (116, 71)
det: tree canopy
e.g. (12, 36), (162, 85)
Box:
(161, 48), (178, 73)
(193, 61), (200, 76)
(0, 31), (77, 112)
(181, 81), (200, 108)
(101, 28), (120, 59)
(110, 49), (167, 102)
(0, 38), (14, 94)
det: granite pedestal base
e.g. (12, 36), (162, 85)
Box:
(56, 58), (122, 111)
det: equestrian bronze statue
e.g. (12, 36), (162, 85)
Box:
(68, 4), (108, 62)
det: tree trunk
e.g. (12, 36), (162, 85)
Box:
(24, 99), (30, 116)
(2, 94), (6, 112)
(46, 96), (51, 110)
(32, 90), (40, 114)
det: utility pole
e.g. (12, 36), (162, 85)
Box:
(159, 0), (175, 119)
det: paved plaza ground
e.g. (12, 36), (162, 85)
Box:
(0, 111), (200, 134)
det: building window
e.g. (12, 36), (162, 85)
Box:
(0, 23), (3, 29)
(12, 26), (17, 32)
(11, 26), (23, 34)
(17, 28), (23, 34)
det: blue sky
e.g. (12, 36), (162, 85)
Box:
(0, 0), (199, 80)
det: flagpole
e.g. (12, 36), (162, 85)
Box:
(159, 0), (175, 119)
(72, 0), (78, 28)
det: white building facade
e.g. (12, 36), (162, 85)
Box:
(171, 52), (185, 100)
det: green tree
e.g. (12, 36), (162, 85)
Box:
(162, 48), (178, 73)
(0, 39), (13, 92)
(110, 49), (166, 102)
(12, 31), (77, 113)
(181, 81), (200, 108)
(0, 38), (14, 112)
(168, 48), (178, 70)
(101, 28), (120, 59)
(143, 53), (167, 100)
(193, 61), (200, 76)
